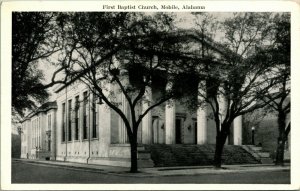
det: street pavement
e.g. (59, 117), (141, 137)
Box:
(12, 159), (290, 184)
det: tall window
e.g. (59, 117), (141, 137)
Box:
(38, 117), (40, 148)
(36, 119), (38, 147)
(32, 121), (34, 149)
(48, 114), (51, 130)
(83, 92), (88, 139)
(68, 99), (72, 141)
(35, 119), (37, 147)
(47, 115), (52, 152)
(75, 96), (79, 140)
(24, 129), (26, 142)
(92, 95), (98, 138)
(62, 103), (66, 142)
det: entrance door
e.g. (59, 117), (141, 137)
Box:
(48, 140), (51, 151)
(152, 116), (159, 143)
(175, 118), (183, 144)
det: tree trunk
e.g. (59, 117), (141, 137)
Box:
(130, 140), (138, 173)
(275, 136), (285, 166)
(214, 131), (227, 168)
(275, 111), (286, 166)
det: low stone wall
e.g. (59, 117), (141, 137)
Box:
(88, 157), (131, 167)
(109, 144), (131, 158)
(54, 144), (154, 167)
(66, 156), (89, 163)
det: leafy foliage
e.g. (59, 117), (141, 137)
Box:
(183, 13), (290, 168)
(13, 12), (290, 169)
(12, 12), (61, 116)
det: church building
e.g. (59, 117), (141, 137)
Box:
(20, 77), (243, 167)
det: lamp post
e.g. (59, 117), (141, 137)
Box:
(251, 126), (255, 145)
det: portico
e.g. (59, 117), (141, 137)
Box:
(138, 83), (242, 146)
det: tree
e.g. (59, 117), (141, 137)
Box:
(12, 12), (67, 116)
(190, 13), (280, 168)
(259, 13), (290, 166)
(57, 12), (191, 172)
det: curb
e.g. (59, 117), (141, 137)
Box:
(13, 159), (105, 172)
(13, 159), (291, 178)
(13, 159), (156, 177)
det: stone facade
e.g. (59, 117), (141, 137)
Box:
(20, 80), (243, 167)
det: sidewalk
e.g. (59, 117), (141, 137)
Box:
(13, 158), (290, 177)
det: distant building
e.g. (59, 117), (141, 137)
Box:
(20, 102), (57, 160)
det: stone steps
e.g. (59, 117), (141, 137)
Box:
(242, 145), (273, 164)
(261, 158), (274, 164)
(257, 152), (270, 158)
(144, 144), (259, 167)
(249, 146), (263, 151)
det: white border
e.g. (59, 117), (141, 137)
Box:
(1, 1), (300, 190)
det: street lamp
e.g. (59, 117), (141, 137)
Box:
(251, 126), (255, 145)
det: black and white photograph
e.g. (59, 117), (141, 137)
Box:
(1, 1), (300, 190)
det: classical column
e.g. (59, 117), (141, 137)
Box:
(197, 82), (207, 144)
(98, 82), (112, 157)
(233, 116), (242, 145)
(119, 94), (129, 143)
(197, 108), (207, 144)
(116, 67), (131, 144)
(165, 81), (175, 144)
(142, 86), (152, 144)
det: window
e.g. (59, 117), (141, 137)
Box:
(34, 119), (36, 148)
(38, 117), (40, 148)
(48, 114), (51, 131)
(62, 103), (66, 142)
(92, 95), (98, 138)
(36, 119), (38, 147)
(75, 96), (79, 140)
(35, 119), (37, 147)
(83, 92), (88, 139)
(32, 120), (34, 148)
(68, 99), (72, 141)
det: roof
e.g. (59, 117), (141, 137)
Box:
(37, 101), (57, 112)
(54, 29), (240, 94)
(21, 101), (57, 122)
